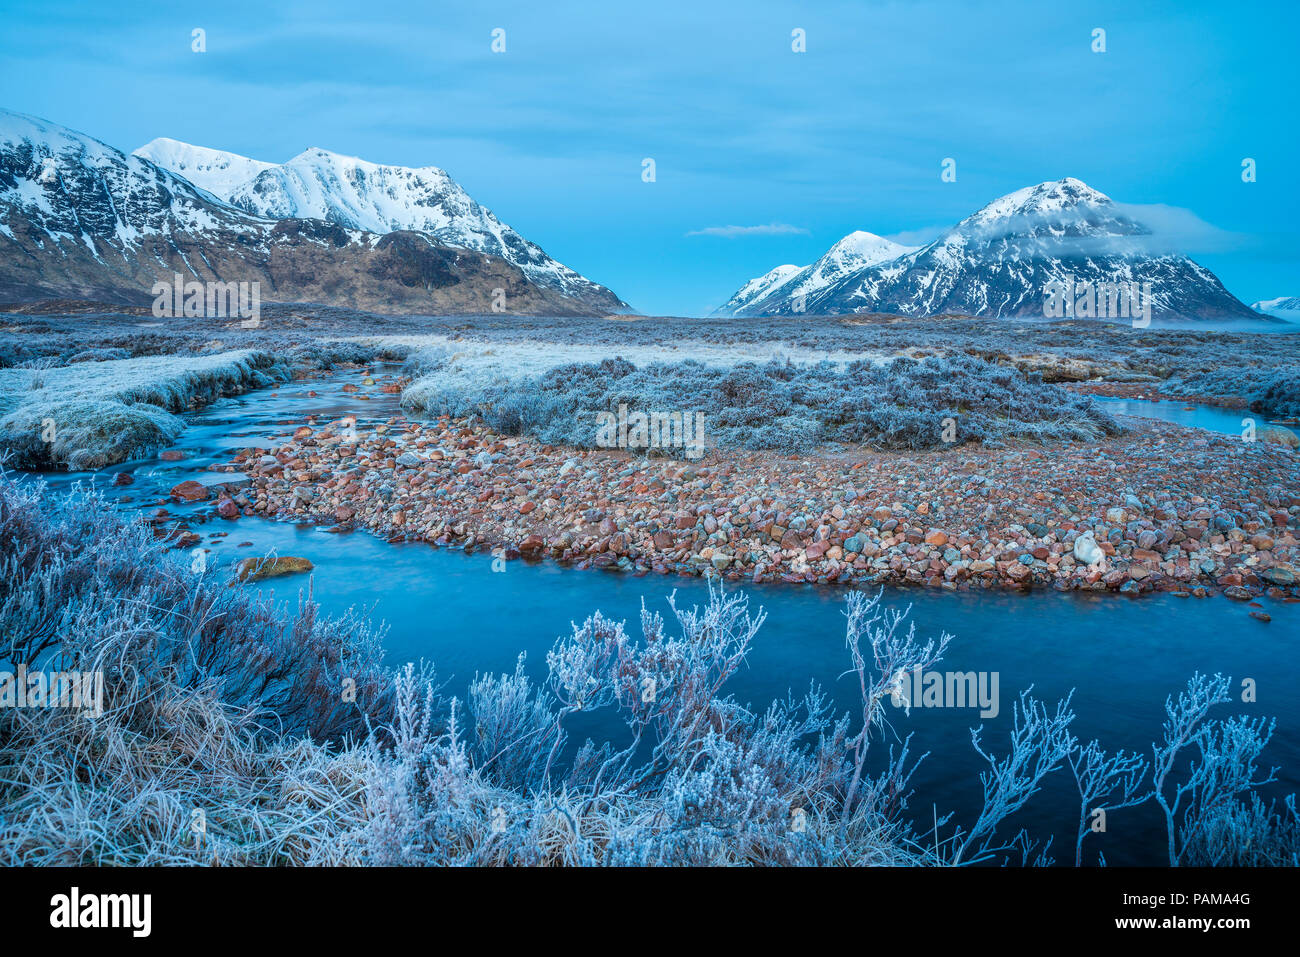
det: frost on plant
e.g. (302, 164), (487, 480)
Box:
(0, 473), (1293, 866)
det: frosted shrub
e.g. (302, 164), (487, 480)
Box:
(948, 691), (1078, 864)
(1167, 367), (1300, 418)
(1254, 369), (1300, 418)
(468, 656), (558, 789)
(1068, 740), (1148, 866)
(0, 474), (1293, 866)
(1181, 794), (1300, 866)
(287, 340), (382, 370)
(402, 353), (1122, 455)
(1150, 673), (1289, 866)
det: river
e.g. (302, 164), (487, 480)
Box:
(30, 369), (1297, 865)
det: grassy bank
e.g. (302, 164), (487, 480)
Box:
(0, 349), (291, 469)
(1, 473), (1295, 865)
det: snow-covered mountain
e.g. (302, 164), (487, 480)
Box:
(0, 109), (617, 315)
(1252, 297), (1300, 322)
(134, 137), (274, 200)
(717, 178), (1254, 320)
(0, 109), (268, 302)
(133, 140), (625, 311)
(713, 264), (803, 317)
(713, 231), (916, 316)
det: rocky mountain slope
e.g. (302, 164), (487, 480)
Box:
(135, 139), (626, 311)
(0, 109), (622, 315)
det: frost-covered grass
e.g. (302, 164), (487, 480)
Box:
(402, 351), (1123, 453)
(0, 349), (290, 469)
(0, 305), (1294, 461)
(5, 305), (1296, 380)
(2, 474), (1293, 866)
(0, 475), (392, 864)
(2, 306), (1295, 407)
(354, 314), (1300, 425)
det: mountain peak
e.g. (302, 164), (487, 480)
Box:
(962, 177), (1113, 227)
(1, 108), (127, 169)
(1252, 296), (1300, 321)
(133, 135), (625, 309)
(285, 146), (447, 176)
(132, 138), (273, 200)
(712, 230), (916, 317)
(822, 230), (915, 264)
(715, 177), (1252, 320)
(285, 146), (373, 169)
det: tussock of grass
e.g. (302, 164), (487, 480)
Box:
(0, 474), (391, 864)
(402, 352), (1123, 454)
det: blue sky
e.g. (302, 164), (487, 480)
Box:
(2, 0), (1296, 315)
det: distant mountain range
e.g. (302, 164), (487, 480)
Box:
(0, 113), (1266, 324)
(0, 109), (627, 314)
(1252, 296), (1300, 323)
(715, 178), (1256, 321)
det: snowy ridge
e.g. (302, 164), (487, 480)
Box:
(136, 140), (625, 308)
(133, 138), (274, 201)
(713, 263), (803, 316)
(789, 231), (918, 297)
(0, 109), (624, 314)
(717, 178), (1254, 321)
(958, 176), (1112, 227)
(714, 231), (916, 317)
(0, 109), (268, 248)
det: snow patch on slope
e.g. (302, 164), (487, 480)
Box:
(713, 263), (804, 316)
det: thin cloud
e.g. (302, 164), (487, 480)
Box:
(884, 224), (951, 246)
(951, 203), (1247, 257)
(686, 223), (810, 238)
(1110, 202), (1247, 254)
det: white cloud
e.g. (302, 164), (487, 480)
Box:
(686, 222), (810, 238)
(1109, 202), (1246, 254)
(883, 224), (952, 246)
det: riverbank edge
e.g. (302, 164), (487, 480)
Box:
(190, 398), (1300, 602)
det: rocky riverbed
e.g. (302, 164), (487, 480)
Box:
(185, 392), (1300, 599)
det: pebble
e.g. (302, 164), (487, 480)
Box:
(213, 412), (1300, 599)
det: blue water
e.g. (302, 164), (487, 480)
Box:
(32, 368), (1299, 866)
(1093, 395), (1254, 435)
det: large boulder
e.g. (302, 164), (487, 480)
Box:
(169, 480), (211, 502)
(1259, 426), (1299, 450)
(234, 556), (314, 582)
